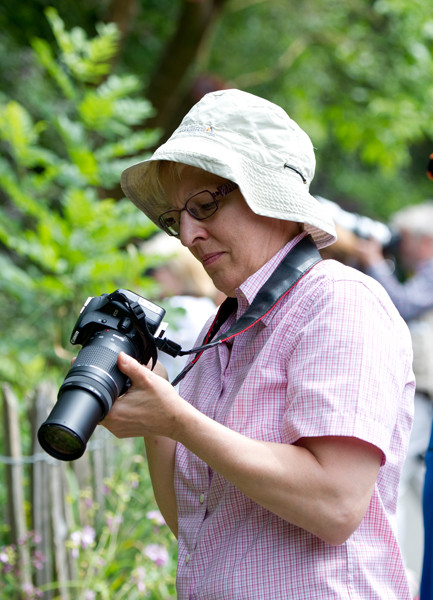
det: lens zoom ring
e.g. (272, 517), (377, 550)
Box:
(73, 346), (123, 387)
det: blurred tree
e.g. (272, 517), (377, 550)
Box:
(0, 9), (160, 395)
(124, 0), (433, 218)
(205, 0), (433, 218)
(1, 1), (433, 396)
(143, 0), (228, 137)
(2, 1), (432, 221)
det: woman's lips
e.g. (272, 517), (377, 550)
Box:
(201, 252), (224, 268)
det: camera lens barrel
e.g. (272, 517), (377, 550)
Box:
(38, 329), (140, 461)
(37, 388), (106, 461)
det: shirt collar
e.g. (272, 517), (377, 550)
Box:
(235, 231), (308, 318)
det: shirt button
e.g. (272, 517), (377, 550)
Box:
(199, 493), (205, 504)
(185, 553), (191, 564)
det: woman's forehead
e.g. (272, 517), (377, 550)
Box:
(160, 164), (228, 203)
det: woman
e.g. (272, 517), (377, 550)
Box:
(103, 89), (414, 599)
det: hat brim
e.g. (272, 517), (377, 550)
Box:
(121, 135), (337, 249)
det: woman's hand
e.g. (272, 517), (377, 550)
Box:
(101, 352), (185, 439)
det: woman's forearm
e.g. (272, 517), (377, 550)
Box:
(173, 401), (381, 545)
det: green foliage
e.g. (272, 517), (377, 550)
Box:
(3, 0), (433, 221)
(115, 0), (183, 81)
(45, 7), (119, 84)
(0, 9), (160, 395)
(58, 450), (177, 599)
(0, 447), (177, 599)
(1, 1), (432, 393)
(209, 0), (433, 216)
(0, 531), (46, 600)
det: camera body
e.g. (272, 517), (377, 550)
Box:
(69, 288), (165, 369)
(38, 289), (166, 461)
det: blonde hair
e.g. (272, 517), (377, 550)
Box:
(144, 161), (187, 214)
(142, 160), (171, 216)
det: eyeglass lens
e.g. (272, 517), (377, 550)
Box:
(160, 191), (218, 235)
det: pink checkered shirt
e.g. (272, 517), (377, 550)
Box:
(175, 234), (414, 600)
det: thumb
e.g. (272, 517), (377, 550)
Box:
(117, 352), (151, 383)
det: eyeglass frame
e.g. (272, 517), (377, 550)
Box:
(158, 180), (239, 237)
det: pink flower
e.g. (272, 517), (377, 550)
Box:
(144, 544), (169, 567)
(69, 525), (96, 556)
(32, 532), (42, 544)
(0, 545), (15, 569)
(32, 550), (46, 570)
(105, 514), (123, 532)
(134, 566), (147, 594)
(146, 510), (166, 526)
(21, 582), (43, 599)
(81, 526), (96, 548)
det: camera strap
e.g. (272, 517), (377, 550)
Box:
(171, 234), (322, 386)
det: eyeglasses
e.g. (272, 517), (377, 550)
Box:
(158, 181), (239, 237)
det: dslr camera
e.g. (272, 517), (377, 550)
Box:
(38, 289), (174, 461)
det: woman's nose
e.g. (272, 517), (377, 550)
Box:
(179, 211), (209, 246)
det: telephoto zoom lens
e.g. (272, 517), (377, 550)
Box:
(38, 328), (140, 461)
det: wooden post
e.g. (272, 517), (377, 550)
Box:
(31, 382), (58, 597)
(72, 450), (93, 527)
(50, 462), (71, 600)
(2, 383), (32, 588)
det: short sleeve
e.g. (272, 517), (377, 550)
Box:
(282, 277), (413, 464)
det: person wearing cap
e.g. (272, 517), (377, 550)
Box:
(102, 89), (414, 599)
(355, 202), (433, 599)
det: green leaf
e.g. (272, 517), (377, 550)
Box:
(31, 37), (76, 100)
(45, 7), (120, 84)
(0, 9), (159, 396)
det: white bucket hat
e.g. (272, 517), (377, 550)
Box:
(121, 89), (336, 249)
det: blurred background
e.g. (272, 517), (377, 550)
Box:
(1, 1), (432, 597)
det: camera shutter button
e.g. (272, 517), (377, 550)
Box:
(118, 317), (132, 333)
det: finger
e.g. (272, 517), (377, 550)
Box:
(117, 352), (152, 384)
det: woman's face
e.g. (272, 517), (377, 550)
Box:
(161, 165), (300, 297)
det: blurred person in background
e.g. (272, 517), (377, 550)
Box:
(356, 201), (433, 597)
(102, 89), (414, 599)
(420, 156), (433, 600)
(422, 405), (433, 600)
